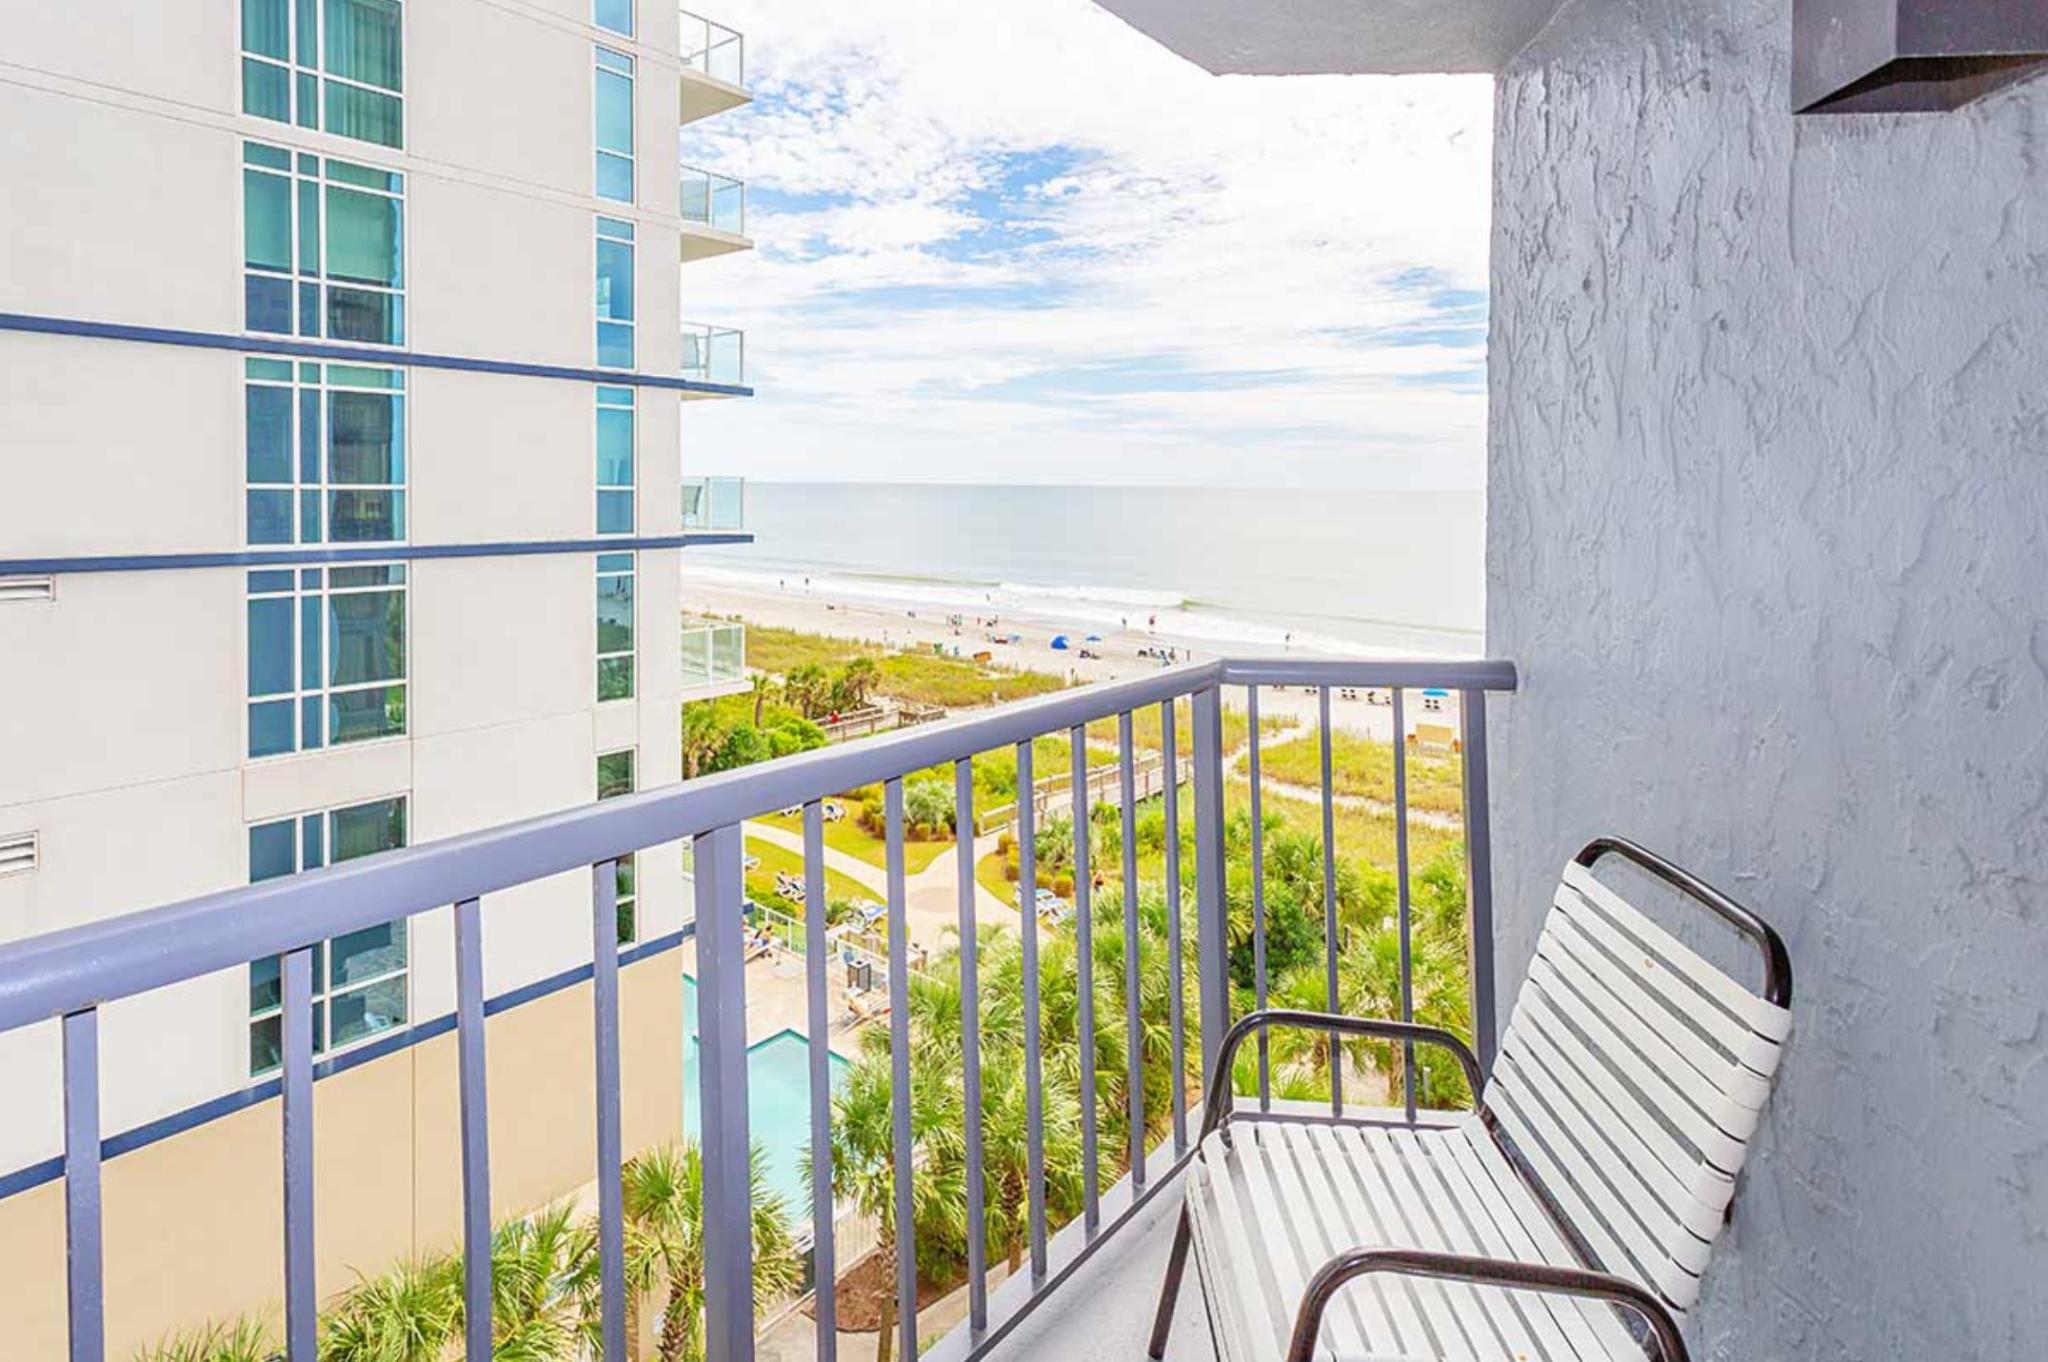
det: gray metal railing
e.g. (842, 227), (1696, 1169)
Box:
(0, 655), (1514, 1362)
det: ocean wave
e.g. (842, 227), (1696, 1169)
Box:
(679, 562), (1472, 658)
(994, 581), (1186, 610)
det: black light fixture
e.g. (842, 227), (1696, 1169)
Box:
(1794, 0), (2048, 113)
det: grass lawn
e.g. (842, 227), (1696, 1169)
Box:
(1226, 777), (1461, 872)
(974, 851), (1020, 908)
(756, 810), (952, 875)
(742, 623), (1067, 710)
(743, 836), (875, 909)
(1084, 699), (1272, 757)
(1240, 731), (1466, 817)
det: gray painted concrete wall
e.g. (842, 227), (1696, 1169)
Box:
(1486, 0), (2048, 1356)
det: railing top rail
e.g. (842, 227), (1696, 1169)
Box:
(1218, 656), (1518, 690)
(0, 655), (1514, 1035)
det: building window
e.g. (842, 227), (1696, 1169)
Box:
(596, 216), (635, 368)
(595, 46), (635, 202)
(593, 0), (633, 36)
(248, 795), (408, 1075)
(246, 358), (406, 546)
(598, 749), (637, 943)
(597, 384), (635, 535)
(242, 0), (405, 148)
(597, 552), (634, 702)
(244, 141), (405, 345)
(247, 564), (407, 758)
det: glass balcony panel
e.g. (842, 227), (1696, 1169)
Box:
(680, 12), (743, 85)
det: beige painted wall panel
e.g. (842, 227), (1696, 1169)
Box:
(408, 1), (588, 196)
(406, 370), (593, 545)
(408, 177), (591, 369)
(0, 339), (240, 557)
(0, 570), (241, 807)
(1, 1), (231, 118)
(0, 85), (238, 331)
(242, 739), (415, 826)
(407, 556), (593, 738)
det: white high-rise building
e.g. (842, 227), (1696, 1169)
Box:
(0, 2), (752, 1349)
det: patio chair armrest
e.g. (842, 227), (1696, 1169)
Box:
(1202, 1009), (1484, 1136)
(1575, 836), (1792, 1008)
(1285, 1248), (1690, 1362)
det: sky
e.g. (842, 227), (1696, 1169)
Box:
(675, 0), (1492, 490)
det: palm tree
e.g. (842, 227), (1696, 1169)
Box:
(836, 656), (880, 709)
(681, 701), (724, 780)
(490, 1201), (599, 1362)
(317, 1254), (461, 1362)
(619, 1140), (804, 1362)
(748, 673), (774, 726)
(135, 1317), (277, 1362)
(822, 1048), (967, 1362)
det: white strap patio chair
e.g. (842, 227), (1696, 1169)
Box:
(1150, 837), (1794, 1362)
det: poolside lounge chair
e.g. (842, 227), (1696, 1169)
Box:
(1151, 837), (1793, 1362)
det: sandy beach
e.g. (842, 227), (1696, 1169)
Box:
(680, 572), (1461, 740)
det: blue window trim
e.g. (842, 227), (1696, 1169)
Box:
(0, 533), (750, 578)
(0, 925), (695, 1202)
(0, 312), (753, 398)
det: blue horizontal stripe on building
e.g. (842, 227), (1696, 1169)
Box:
(0, 312), (754, 398)
(0, 534), (752, 578)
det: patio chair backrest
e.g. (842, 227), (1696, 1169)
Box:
(1482, 859), (1793, 1314)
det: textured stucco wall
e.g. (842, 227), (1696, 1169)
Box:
(1487, 0), (2048, 1356)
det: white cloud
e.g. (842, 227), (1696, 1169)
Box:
(677, 0), (1492, 488)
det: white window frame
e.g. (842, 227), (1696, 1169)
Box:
(245, 357), (409, 548)
(596, 551), (636, 703)
(247, 563), (410, 759)
(246, 796), (411, 1076)
(594, 44), (636, 203)
(597, 748), (638, 943)
(596, 383), (635, 536)
(240, 0), (408, 148)
(243, 140), (408, 346)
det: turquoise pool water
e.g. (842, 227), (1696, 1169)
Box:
(681, 976), (849, 1213)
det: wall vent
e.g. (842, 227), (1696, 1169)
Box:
(0, 576), (55, 603)
(0, 832), (37, 877)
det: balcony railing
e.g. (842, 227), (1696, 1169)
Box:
(679, 9), (744, 86)
(0, 655), (1514, 1362)
(681, 322), (744, 386)
(681, 620), (747, 689)
(681, 474), (745, 531)
(680, 165), (746, 236)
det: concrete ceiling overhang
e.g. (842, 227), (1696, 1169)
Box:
(1091, 0), (1572, 74)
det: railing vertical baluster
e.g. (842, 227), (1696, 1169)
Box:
(62, 1007), (103, 1362)
(1191, 688), (1230, 1095)
(1160, 700), (1187, 1153)
(1247, 685), (1269, 1107)
(282, 947), (318, 1362)
(452, 900), (492, 1362)
(1069, 725), (1099, 1230)
(1459, 688), (1498, 1078)
(693, 826), (754, 1362)
(883, 780), (917, 1362)
(1016, 740), (1048, 1277)
(801, 804), (837, 1362)
(1118, 712), (1144, 1188)
(591, 862), (627, 1361)
(953, 759), (988, 1332)
(1319, 685), (1342, 1116)
(1392, 690), (1416, 1121)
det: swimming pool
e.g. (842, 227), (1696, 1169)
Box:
(680, 976), (850, 1214)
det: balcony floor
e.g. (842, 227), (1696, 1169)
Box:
(976, 1176), (1218, 1362)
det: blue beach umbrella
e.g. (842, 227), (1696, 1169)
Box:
(1051, 634), (1071, 650)
(1085, 634), (1103, 642)
(1423, 688), (1450, 698)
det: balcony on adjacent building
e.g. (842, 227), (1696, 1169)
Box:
(679, 165), (749, 261)
(681, 322), (745, 387)
(679, 9), (748, 123)
(681, 474), (745, 533)
(678, 620), (748, 697)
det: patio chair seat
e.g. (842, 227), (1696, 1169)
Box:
(1164, 842), (1794, 1362)
(1188, 1116), (1642, 1362)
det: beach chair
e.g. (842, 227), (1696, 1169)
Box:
(1150, 838), (1793, 1362)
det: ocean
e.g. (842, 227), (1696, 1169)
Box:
(683, 482), (1485, 657)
